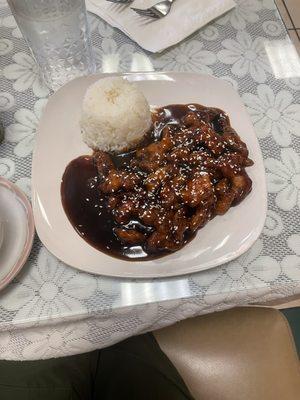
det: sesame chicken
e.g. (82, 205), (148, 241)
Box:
(94, 103), (253, 257)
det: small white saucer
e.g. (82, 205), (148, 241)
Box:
(0, 177), (34, 290)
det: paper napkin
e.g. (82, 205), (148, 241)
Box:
(86, 0), (236, 53)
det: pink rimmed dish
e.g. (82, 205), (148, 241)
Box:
(0, 177), (35, 290)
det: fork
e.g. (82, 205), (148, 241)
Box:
(132, 0), (175, 18)
(106, 0), (132, 3)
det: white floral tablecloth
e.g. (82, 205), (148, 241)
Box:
(0, 0), (300, 360)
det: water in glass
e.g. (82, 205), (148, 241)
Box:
(7, 0), (95, 90)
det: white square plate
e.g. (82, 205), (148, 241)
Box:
(32, 72), (267, 278)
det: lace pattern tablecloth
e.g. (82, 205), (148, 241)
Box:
(0, 0), (300, 360)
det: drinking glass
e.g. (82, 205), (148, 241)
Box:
(7, 0), (96, 91)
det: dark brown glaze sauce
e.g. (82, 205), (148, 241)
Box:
(61, 104), (253, 261)
(61, 155), (156, 260)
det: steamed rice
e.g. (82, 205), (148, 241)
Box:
(80, 77), (152, 153)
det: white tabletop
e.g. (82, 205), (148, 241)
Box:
(0, 0), (300, 360)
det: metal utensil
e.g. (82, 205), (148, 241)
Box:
(106, 0), (132, 3)
(132, 0), (175, 18)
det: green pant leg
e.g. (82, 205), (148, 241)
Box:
(0, 351), (98, 400)
(281, 307), (300, 356)
(94, 333), (194, 400)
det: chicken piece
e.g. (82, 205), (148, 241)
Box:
(160, 182), (177, 206)
(94, 150), (114, 177)
(214, 177), (233, 214)
(205, 167), (223, 184)
(144, 167), (169, 192)
(172, 209), (189, 242)
(107, 195), (119, 211)
(100, 171), (122, 193)
(136, 160), (163, 173)
(136, 135), (173, 161)
(172, 129), (195, 148)
(140, 207), (160, 228)
(168, 147), (190, 164)
(138, 134), (178, 170)
(120, 172), (141, 191)
(193, 122), (225, 156)
(147, 231), (182, 252)
(222, 127), (249, 158)
(231, 174), (252, 205)
(155, 209), (184, 233)
(208, 108), (229, 120)
(217, 159), (242, 180)
(189, 207), (211, 232)
(214, 174), (252, 213)
(188, 151), (215, 168)
(160, 134), (174, 151)
(181, 174), (214, 208)
(214, 176), (233, 215)
(143, 207), (188, 250)
(135, 142), (169, 172)
(142, 209), (177, 234)
(162, 125), (178, 140)
(100, 171), (140, 193)
(170, 174), (187, 194)
(113, 198), (139, 224)
(182, 112), (200, 127)
(209, 109), (230, 133)
(215, 178), (230, 196)
(215, 152), (253, 205)
(114, 228), (146, 245)
(218, 152), (253, 169)
(215, 192), (235, 215)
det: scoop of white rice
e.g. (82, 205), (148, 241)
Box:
(80, 77), (151, 153)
